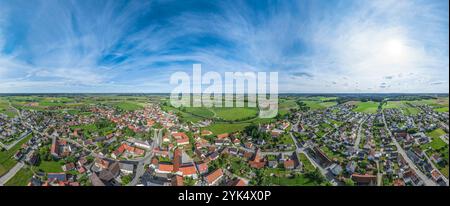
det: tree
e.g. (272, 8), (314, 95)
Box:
(296, 101), (310, 112)
(344, 178), (355, 186)
(305, 168), (325, 184)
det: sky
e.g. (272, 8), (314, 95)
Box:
(0, 0), (448, 93)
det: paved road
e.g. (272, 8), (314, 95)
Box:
(381, 111), (437, 186)
(0, 162), (24, 186)
(127, 128), (162, 186)
(375, 160), (382, 186)
(354, 116), (368, 150)
(288, 120), (339, 186)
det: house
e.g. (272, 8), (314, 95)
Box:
(134, 140), (152, 150)
(173, 132), (190, 145)
(227, 178), (247, 186)
(346, 161), (357, 174)
(205, 169), (224, 186)
(156, 163), (174, 174)
(119, 162), (134, 175)
(25, 151), (39, 165)
(284, 159), (295, 170)
(178, 165), (198, 178)
(90, 172), (105, 186)
(47, 173), (67, 182)
(217, 133), (229, 140)
(172, 175), (184, 186)
(330, 164), (343, 176)
(99, 161), (120, 182)
(430, 169), (443, 182)
(351, 174), (377, 186)
(112, 143), (145, 159)
(62, 162), (76, 171)
(249, 149), (266, 169)
(196, 162), (208, 175)
(201, 130), (213, 136)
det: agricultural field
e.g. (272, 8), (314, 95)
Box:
(352, 101), (380, 114)
(302, 101), (337, 110)
(204, 122), (251, 135)
(115, 101), (144, 111)
(0, 99), (17, 117)
(410, 97), (449, 113)
(383, 101), (420, 115)
(212, 107), (258, 121)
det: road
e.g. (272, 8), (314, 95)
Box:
(0, 162), (24, 186)
(375, 160), (382, 186)
(354, 116), (368, 150)
(288, 120), (339, 186)
(127, 128), (162, 186)
(381, 111), (437, 186)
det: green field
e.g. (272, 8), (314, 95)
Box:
(37, 160), (64, 173)
(4, 167), (34, 186)
(0, 99), (17, 117)
(302, 101), (337, 110)
(353, 101), (380, 114)
(212, 107), (258, 121)
(383, 101), (420, 115)
(434, 107), (449, 113)
(0, 134), (33, 176)
(115, 102), (144, 111)
(205, 122), (251, 134)
(298, 153), (315, 172)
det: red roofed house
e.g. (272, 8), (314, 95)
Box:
(351, 174), (377, 186)
(173, 132), (190, 146)
(284, 159), (295, 170)
(112, 143), (145, 159)
(249, 149), (266, 169)
(172, 175), (184, 186)
(204, 169), (224, 186)
(217, 133), (229, 140)
(227, 178), (247, 186)
(156, 163), (174, 174)
(196, 162), (209, 175)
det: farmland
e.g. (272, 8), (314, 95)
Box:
(352, 101), (380, 114)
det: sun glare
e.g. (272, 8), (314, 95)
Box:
(385, 38), (404, 57)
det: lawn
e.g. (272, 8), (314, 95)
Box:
(434, 107), (449, 113)
(184, 107), (215, 118)
(427, 128), (446, 139)
(37, 160), (64, 173)
(267, 173), (319, 186)
(0, 100), (17, 117)
(353, 101), (380, 114)
(212, 107), (258, 121)
(205, 122), (251, 135)
(302, 101), (337, 110)
(298, 153), (315, 172)
(4, 167), (34, 186)
(0, 134), (33, 176)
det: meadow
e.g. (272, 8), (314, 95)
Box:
(352, 101), (380, 114)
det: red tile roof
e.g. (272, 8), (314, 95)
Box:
(205, 169), (223, 185)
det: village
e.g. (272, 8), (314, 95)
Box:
(0, 96), (449, 187)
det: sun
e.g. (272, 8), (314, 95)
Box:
(385, 38), (404, 58)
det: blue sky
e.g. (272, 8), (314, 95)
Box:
(0, 0), (448, 93)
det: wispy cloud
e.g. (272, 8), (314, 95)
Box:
(0, 0), (448, 93)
